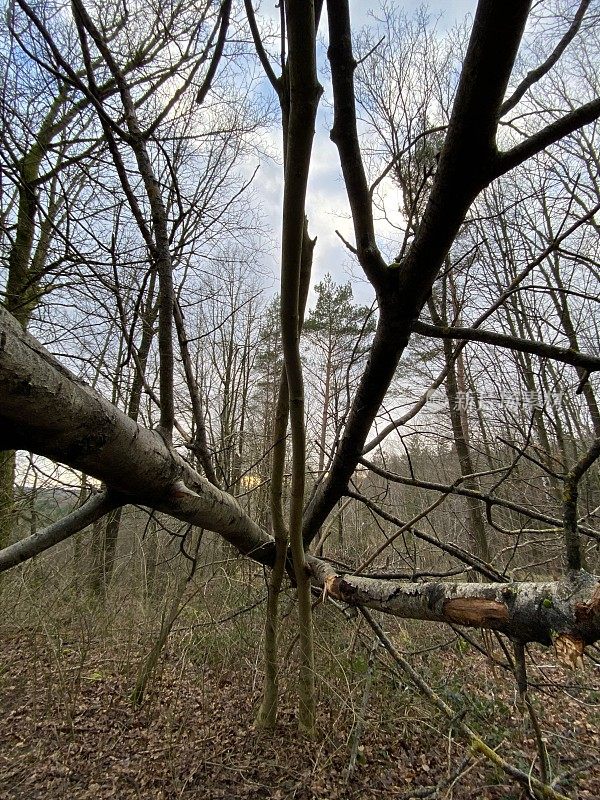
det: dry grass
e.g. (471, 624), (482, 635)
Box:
(1, 561), (599, 800)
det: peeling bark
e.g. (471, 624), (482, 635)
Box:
(443, 598), (509, 627)
(311, 557), (600, 646)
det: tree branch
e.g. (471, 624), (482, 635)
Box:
(345, 489), (505, 582)
(361, 609), (570, 800)
(0, 306), (273, 562)
(196, 0), (232, 106)
(2, 306), (600, 651)
(500, 0), (591, 117)
(303, 0), (532, 546)
(244, 0), (280, 94)
(563, 437), (600, 571)
(309, 560), (600, 646)
(360, 457), (600, 544)
(326, 0), (388, 288)
(0, 489), (119, 572)
(413, 320), (600, 372)
(495, 97), (600, 178)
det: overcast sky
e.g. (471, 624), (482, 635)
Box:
(256, 0), (478, 306)
(347, 0), (477, 29)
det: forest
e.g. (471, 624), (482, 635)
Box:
(1, 0), (599, 797)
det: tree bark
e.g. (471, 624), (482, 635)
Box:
(310, 557), (600, 647)
(0, 307), (273, 561)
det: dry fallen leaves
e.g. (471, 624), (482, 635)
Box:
(554, 633), (585, 670)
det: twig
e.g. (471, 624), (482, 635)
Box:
(360, 608), (570, 800)
(513, 641), (551, 786)
(344, 636), (379, 781)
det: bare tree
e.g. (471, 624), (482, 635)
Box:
(1, 1), (600, 791)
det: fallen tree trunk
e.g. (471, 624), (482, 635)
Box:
(1, 306), (600, 650)
(0, 306), (274, 564)
(308, 557), (600, 647)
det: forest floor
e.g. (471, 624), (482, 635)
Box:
(1, 604), (600, 800)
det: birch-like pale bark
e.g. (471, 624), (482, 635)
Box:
(310, 557), (600, 647)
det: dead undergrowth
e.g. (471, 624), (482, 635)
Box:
(1, 565), (599, 800)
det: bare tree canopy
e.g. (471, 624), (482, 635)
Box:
(1, 0), (600, 794)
